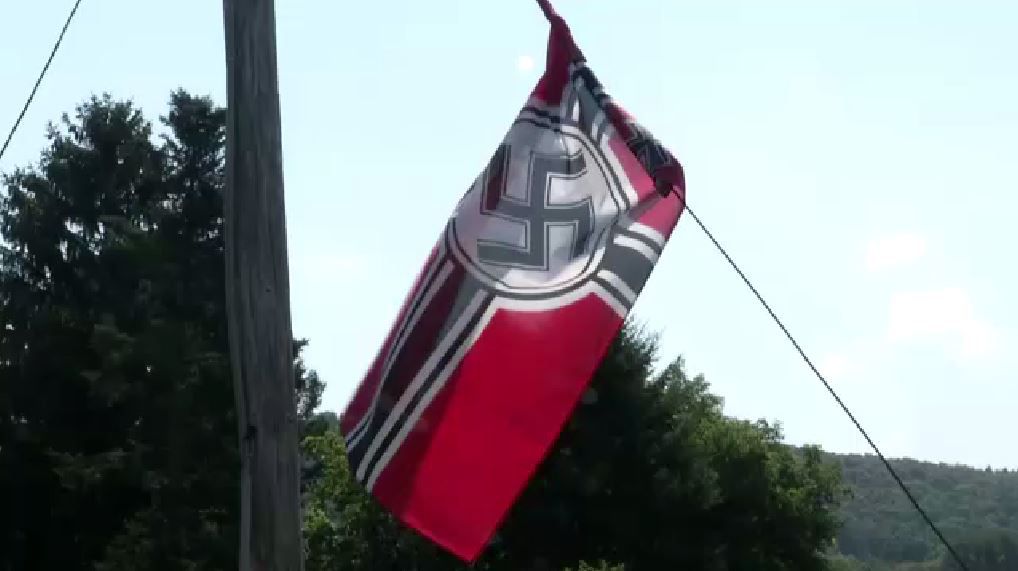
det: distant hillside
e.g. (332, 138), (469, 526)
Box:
(828, 452), (1018, 564)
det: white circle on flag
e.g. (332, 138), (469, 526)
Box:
(447, 120), (625, 299)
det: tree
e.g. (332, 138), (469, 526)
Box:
(833, 453), (1018, 565)
(300, 324), (848, 570)
(0, 92), (320, 570)
(0, 90), (853, 570)
(940, 528), (1018, 571)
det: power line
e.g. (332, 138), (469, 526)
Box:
(672, 189), (970, 571)
(0, 1), (972, 567)
(0, 0), (84, 164)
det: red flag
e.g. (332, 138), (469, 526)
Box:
(341, 0), (686, 561)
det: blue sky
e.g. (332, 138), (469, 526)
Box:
(2, 0), (1016, 468)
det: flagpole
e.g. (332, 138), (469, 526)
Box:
(222, 0), (303, 569)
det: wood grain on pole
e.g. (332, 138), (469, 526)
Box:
(223, 0), (303, 569)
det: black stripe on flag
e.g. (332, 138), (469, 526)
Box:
(615, 227), (663, 256)
(600, 236), (658, 306)
(345, 253), (450, 448)
(350, 284), (494, 485)
(593, 274), (634, 313)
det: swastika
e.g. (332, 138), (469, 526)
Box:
(476, 144), (594, 270)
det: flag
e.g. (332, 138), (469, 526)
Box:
(340, 0), (686, 561)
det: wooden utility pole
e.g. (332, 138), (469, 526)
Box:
(222, 0), (303, 569)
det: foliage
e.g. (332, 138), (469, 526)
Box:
(832, 453), (1018, 566)
(940, 528), (1018, 571)
(8, 90), (975, 570)
(0, 92), (319, 570)
(564, 563), (627, 571)
(301, 325), (848, 570)
(301, 429), (463, 571)
(824, 555), (941, 571)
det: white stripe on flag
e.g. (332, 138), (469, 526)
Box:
(591, 283), (629, 318)
(356, 289), (489, 483)
(346, 259), (454, 449)
(613, 234), (660, 264)
(366, 295), (497, 490)
(620, 215), (666, 247)
(597, 269), (637, 305)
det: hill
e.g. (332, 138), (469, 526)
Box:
(827, 452), (1018, 566)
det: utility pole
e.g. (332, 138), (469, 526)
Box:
(222, 0), (303, 569)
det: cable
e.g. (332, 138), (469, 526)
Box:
(0, 1), (971, 566)
(0, 0), (84, 164)
(671, 189), (970, 571)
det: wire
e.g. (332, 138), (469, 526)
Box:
(0, 0), (84, 164)
(671, 189), (970, 571)
(675, 192), (969, 569)
(0, 1), (973, 567)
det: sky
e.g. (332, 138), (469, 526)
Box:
(2, 0), (1017, 469)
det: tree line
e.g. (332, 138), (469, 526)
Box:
(1, 92), (1011, 570)
(830, 453), (1018, 570)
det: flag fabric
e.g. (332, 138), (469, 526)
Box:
(340, 0), (686, 561)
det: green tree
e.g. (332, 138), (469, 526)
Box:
(0, 92), (319, 570)
(940, 528), (1018, 571)
(833, 453), (1018, 564)
(301, 324), (848, 570)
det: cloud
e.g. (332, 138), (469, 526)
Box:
(516, 54), (535, 74)
(865, 232), (927, 272)
(886, 287), (999, 359)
